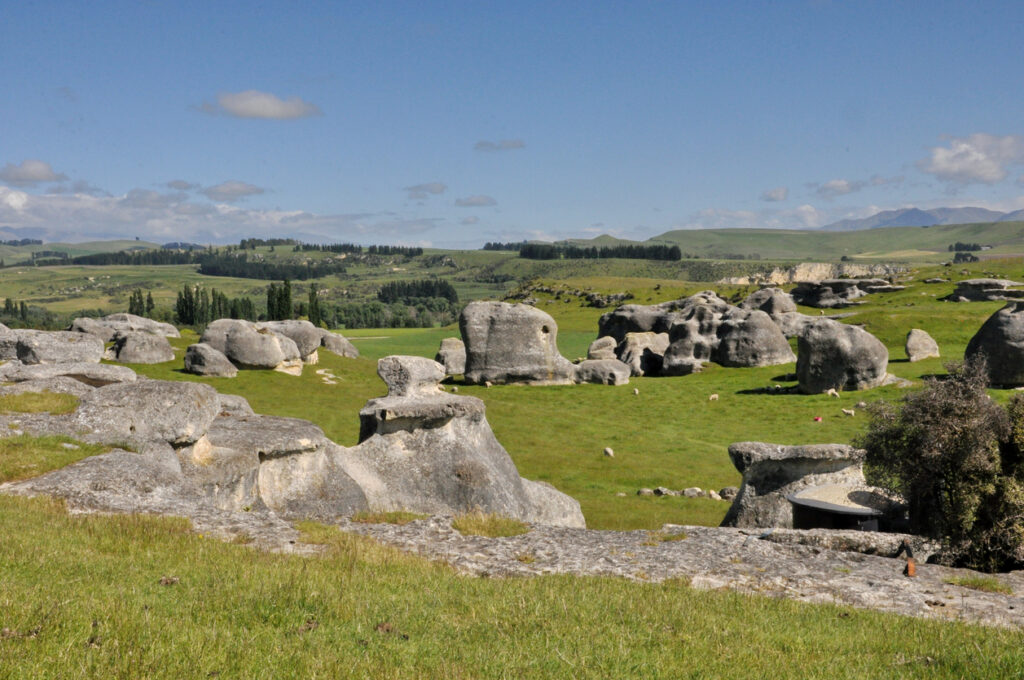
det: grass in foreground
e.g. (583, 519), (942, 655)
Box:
(451, 512), (530, 537)
(1, 496), (1023, 679)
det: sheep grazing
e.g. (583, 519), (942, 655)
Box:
(826, 388), (840, 398)
(709, 393), (719, 401)
(632, 388), (639, 396)
(841, 408), (856, 417)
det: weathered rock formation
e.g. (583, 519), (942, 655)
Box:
(184, 343), (238, 377)
(0, 361), (137, 387)
(718, 262), (907, 286)
(319, 330), (359, 358)
(1, 355), (584, 529)
(107, 331), (175, 364)
(905, 329), (940, 362)
(586, 336), (617, 361)
(597, 291), (729, 343)
(573, 359), (631, 385)
(721, 442), (867, 528)
(255, 320), (323, 363)
(460, 302), (576, 385)
(965, 302), (1024, 386)
(796, 319), (889, 393)
(10, 330), (105, 365)
(738, 287), (797, 316)
(791, 279), (903, 308)
(661, 307), (795, 376)
(616, 332), (669, 376)
(435, 337), (467, 375)
(943, 279), (1024, 302)
(69, 313), (180, 342)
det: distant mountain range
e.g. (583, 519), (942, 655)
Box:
(820, 207), (1024, 231)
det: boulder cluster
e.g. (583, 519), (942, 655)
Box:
(791, 279), (904, 308)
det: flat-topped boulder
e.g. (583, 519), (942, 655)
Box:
(460, 301), (576, 385)
(108, 330), (175, 364)
(721, 442), (867, 528)
(574, 359), (631, 385)
(796, 319), (889, 393)
(965, 301), (1024, 385)
(69, 313), (179, 342)
(15, 330), (105, 365)
(0, 360), (137, 387)
(586, 336), (617, 361)
(183, 343), (238, 377)
(791, 279), (901, 308)
(943, 278), (1024, 302)
(905, 328), (940, 362)
(435, 337), (467, 375)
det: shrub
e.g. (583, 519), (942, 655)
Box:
(857, 358), (1024, 572)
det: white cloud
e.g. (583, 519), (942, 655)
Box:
(167, 179), (200, 191)
(0, 159), (68, 186)
(760, 186), (788, 202)
(46, 180), (108, 197)
(474, 139), (525, 152)
(816, 178), (862, 199)
(455, 195), (497, 207)
(403, 182), (447, 200)
(461, 216), (479, 225)
(200, 181), (265, 202)
(202, 90), (321, 120)
(918, 133), (1024, 184)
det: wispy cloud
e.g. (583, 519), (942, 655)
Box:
(455, 195), (497, 207)
(813, 175), (902, 200)
(200, 181), (265, 202)
(201, 90), (322, 120)
(760, 186), (788, 202)
(0, 159), (68, 186)
(403, 182), (447, 200)
(166, 179), (200, 191)
(474, 139), (525, 152)
(680, 204), (825, 229)
(461, 216), (479, 225)
(918, 133), (1024, 185)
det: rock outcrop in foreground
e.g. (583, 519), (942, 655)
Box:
(0, 355), (584, 530)
(965, 301), (1024, 386)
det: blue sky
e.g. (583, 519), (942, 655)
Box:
(3, 1), (1024, 247)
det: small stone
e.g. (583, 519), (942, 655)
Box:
(708, 490), (722, 501)
(856, 401), (867, 408)
(484, 381), (492, 388)
(683, 487), (703, 498)
(450, 386), (459, 393)
(654, 486), (675, 496)
(615, 492), (627, 497)
(719, 486), (739, 501)
(61, 443), (80, 450)
(637, 488), (654, 496)
(603, 447), (614, 457)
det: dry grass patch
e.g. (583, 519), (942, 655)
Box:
(0, 390), (79, 415)
(641, 529), (688, 545)
(351, 510), (429, 525)
(0, 434), (107, 483)
(451, 511), (529, 538)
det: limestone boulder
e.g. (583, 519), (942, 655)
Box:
(739, 287), (797, 316)
(965, 302), (1024, 385)
(74, 380), (220, 446)
(573, 359), (631, 385)
(0, 360), (137, 387)
(905, 329), (940, 362)
(460, 301), (576, 385)
(16, 331), (104, 365)
(586, 336), (618, 361)
(662, 306), (794, 376)
(616, 331), (669, 376)
(0, 329), (37, 360)
(435, 337), (467, 375)
(721, 442), (867, 528)
(109, 331), (175, 364)
(791, 279), (898, 308)
(796, 320), (889, 393)
(0, 375), (96, 398)
(70, 313), (179, 341)
(597, 291), (731, 343)
(319, 330), (359, 358)
(943, 279), (1024, 303)
(256, 320), (322, 361)
(377, 355), (445, 397)
(184, 343), (238, 377)
(200, 319), (302, 374)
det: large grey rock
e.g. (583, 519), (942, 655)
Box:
(319, 330), (359, 358)
(662, 306), (794, 376)
(460, 301), (576, 385)
(435, 337), (467, 375)
(109, 331), (175, 364)
(796, 320), (889, 393)
(616, 331), (670, 376)
(70, 313), (179, 341)
(184, 343), (238, 377)
(965, 301), (1024, 385)
(74, 380), (220, 446)
(256, 320), (322, 361)
(16, 331), (104, 364)
(0, 329), (34, 360)
(721, 442), (867, 528)
(349, 356), (585, 526)
(598, 291), (731, 343)
(573, 359), (631, 385)
(0, 375), (96, 398)
(586, 336), (618, 361)
(201, 319), (302, 374)
(739, 287), (797, 316)
(0, 360), (137, 387)
(791, 279), (899, 308)
(905, 329), (940, 362)
(943, 279), (1024, 303)
(376, 355), (445, 397)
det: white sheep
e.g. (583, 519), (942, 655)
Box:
(709, 393), (719, 401)
(826, 388), (840, 398)
(842, 408), (855, 417)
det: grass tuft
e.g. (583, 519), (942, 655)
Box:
(0, 390), (79, 415)
(642, 529), (689, 545)
(451, 511), (530, 537)
(0, 434), (107, 482)
(944, 575), (1014, 594)
(351, 510), (429, 525)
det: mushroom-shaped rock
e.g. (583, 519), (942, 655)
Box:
(75, 380), (220, 446)
(435, 337), (467, 375)
(573, 359), (631, 385)
(586, 336), (618, 361)
(0, 360), (137, 387)
(319, 330), (359, 358)
(460, 301), (576, 385)
(905, 329), (940, 362)
(720, 442), (867, 528)
(109, 331), (175, 364)
(739, 287), (797, 316)
(796, 319), (888, 393)
(965, 301), (1024, 385)
(616, 331), (669, 376)
(184, 343), (238, 377)
(16, 331), (104, 364)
